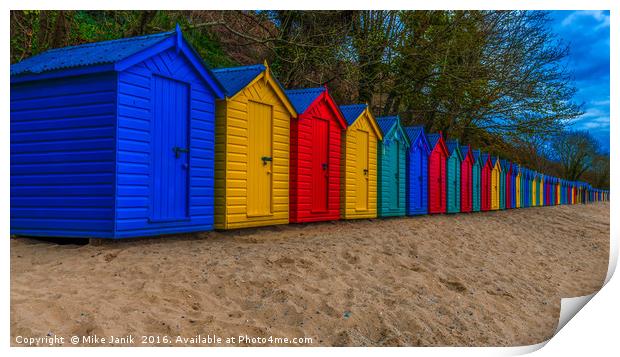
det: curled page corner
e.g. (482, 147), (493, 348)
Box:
(555, 294), (596, 334)
(519, 229), (616, 353)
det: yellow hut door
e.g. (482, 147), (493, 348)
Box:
(356, 129), (369, 211)
(247, 101), (273, 216)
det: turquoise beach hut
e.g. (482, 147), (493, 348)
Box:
(376, 116), (410, 217)
(471, 150), (483, 212)
(445, 140), (463, 213)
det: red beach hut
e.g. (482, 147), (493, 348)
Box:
(426, 133), (448, 214)
(480, 153), (492, 211)
(286, 87), (347, 223)
(460, 145), (474, 212)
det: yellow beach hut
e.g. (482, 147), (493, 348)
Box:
(339, 104), (383, 219)
(212, 62), (297, 229)
(491, 157), (502, 210)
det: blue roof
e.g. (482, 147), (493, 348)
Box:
(460, 145), (470, 159)
(427, 133), (441, 149)
(404, 126), (424, 144)
(481, 153), (490, 165)
(376, 116), (399, 137)
(472, 149), (481, 161)
(284, 87), (325, 113)
(212, 64), (266, 97)
(11, 30), (175, 76)
(339, 104), (367, 126)
(445, 139), (460, 155)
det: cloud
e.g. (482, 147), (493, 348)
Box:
(550, 10), (610, 151)
(591, 99), (610, 106)
(561, 10), (610, 29)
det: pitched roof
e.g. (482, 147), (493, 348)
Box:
(404, 126), (423, 144)
(11, 30), (175, 76)
(339, 104), (368, 126)
(481, 153), (491, 165)
(472, 149), (481, 162)
(445, 139), (460, 155)
(211, 64), (266, 97)
(426, 134), (441, 149)
(376, 116), (398, 136)
(460, 145), (471, 159)
(284, 87), (326, 114)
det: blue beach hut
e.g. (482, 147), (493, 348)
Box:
(404, 126), (430, 216)
(10, 26), (225, 239)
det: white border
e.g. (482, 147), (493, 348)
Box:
(3, 1), (616, 356)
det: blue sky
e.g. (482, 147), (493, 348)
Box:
(549, 10), (610, 153)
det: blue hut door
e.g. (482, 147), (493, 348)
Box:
(412, 145), (424, 211)
(410, 146), (422, 210)
(151, 75), (189, 221)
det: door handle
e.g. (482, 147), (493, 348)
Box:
(172, 146), (189, 158)
(322, 163), (328, 170)
(261, 156), (272, 165)
(363, 169), (368, 175)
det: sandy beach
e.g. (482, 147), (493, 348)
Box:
(10, 202), (609, 347)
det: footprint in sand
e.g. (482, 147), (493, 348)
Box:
(104, 252), (118, 263)
(342, 251), (360, 265)
(439, 278), (468, 293)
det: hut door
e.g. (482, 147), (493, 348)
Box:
(312, 118), (329, 212)
(393, 141), (401, 209)
(151, 76), (189, 221)
(417, 147), (425, 209)
(429, 151), (439, 212)
(356, 129), (369, 211)
(247, 101), (273, 216)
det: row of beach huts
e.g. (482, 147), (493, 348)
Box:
(10, 26), (609, 239)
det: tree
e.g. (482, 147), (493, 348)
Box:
(550, 130), (599, 181)
(588, 154), (610, 189)
(374, 11), (582, 145)
(11, 10), (591, 180)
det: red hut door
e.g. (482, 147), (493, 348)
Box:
(439, 154), (446, 212)
(312, 118), (329, 212)
(481, 167), (489, 211)
(429, 149), (445, 213)
(461, 159), (471, 212)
